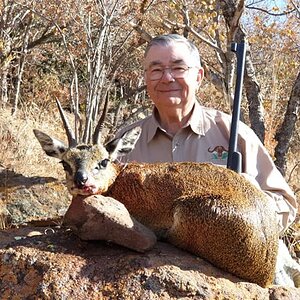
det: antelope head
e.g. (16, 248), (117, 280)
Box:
(34, 99), (141, 196)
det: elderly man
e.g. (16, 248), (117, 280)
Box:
(117, 34), (297, 236)
(114, 34), (300, 286)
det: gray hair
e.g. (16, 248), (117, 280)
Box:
(144, 34), (201, 67)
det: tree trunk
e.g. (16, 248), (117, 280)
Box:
(11, 53), (27, 116)
(0, 66), (9, 105)
(274, 70), (300, 176)
(244, 53), (265, 143)
(219, 0), (265, 143)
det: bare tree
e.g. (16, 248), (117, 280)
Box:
(48, 0), (149, 142)
(0, 0), (59, 113)
(0, 1), (29, 105)
(220, 0), (266, 142)
(11, 11), (32, 116)
(274, 70), (300, 175)
(246, 0), (300, 175)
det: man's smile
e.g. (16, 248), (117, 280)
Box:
(157, 89), (181, 92)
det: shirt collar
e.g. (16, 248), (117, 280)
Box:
(147, 101), (206, 143)
(187, 101), (206, 135)
(147, 108), (162, 143)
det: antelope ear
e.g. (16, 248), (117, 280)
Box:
(105, 126), (141, 161)
(33, 129), (68, 159)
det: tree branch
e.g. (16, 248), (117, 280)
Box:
(246, 5), (296, 16)
(128, 21), (152, 42)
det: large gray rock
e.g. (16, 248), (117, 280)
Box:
(0, 168), (70, 228)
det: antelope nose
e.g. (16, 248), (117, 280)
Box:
(75, 171), (88, 187)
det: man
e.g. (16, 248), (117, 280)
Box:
(117, 34), (297, 236)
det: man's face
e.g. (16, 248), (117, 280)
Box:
(144, 42), (204, 112)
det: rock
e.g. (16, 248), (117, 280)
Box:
(1, 172), (300, 298)
(0, 227), (300, 299)
(0, 168), (70, 228)
(63, 195), (157, 252)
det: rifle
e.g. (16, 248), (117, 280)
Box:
(226, 40), (247, 173)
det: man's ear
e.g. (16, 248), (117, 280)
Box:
(105, 127), (141, 161)
(197, 67), (204, 84)
(33, 129), (68, 159)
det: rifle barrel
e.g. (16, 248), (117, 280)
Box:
(227, 41), (247, 173)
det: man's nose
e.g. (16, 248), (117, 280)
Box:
(160, 68), (175, 81)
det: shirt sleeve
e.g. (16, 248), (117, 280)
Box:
(239, 122), (298, 234)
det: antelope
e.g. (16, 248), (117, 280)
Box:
(33, 100), (299, 288)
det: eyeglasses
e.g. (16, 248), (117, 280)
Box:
(145, 65), (195, 81)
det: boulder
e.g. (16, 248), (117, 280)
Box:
(63, 195), (157, 252)
(1, 171), (300, 299)
(0, 168), (70, 228)
(0, 226), (300, 299)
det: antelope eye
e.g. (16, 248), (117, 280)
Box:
(99, 159), (109, 168)
(92, 159), (109, 175)
(59, 161), (73, 175)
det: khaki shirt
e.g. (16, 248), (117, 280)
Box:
(116, 101), (297, 233)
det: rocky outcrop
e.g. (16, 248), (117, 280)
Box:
(0, 168), (70, 228)
(1, 170), (300, 299)
(1, 226), (300, 299)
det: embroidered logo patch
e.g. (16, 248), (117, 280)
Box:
(208, 146), (228, 160)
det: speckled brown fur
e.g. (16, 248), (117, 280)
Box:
(106, 162), (278, 287)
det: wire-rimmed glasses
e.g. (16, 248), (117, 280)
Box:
(145, 65), (195, 81)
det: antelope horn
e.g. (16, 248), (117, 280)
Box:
(55, 98), (77, 147)
(208, 146), (217, 153)
(92, 92), (109, 145)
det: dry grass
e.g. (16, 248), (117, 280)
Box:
(0, 104), (67, 179)
(0, 104), (68, 229)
